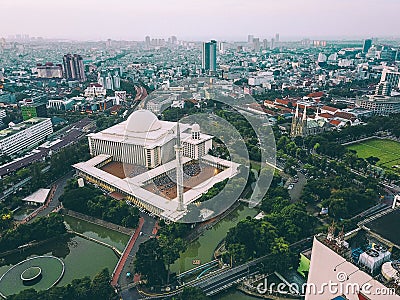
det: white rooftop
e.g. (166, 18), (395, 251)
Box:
(73, 154), (239, 222)
(22, 188), (51, 204)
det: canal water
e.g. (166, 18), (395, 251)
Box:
(63, 215), (130, 252)
(171, 204), (258, 274)
(2, 206), (262, 299)
(0, 215), (129, 295)
(170, 203), (261, 299)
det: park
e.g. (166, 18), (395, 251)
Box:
(346, 138), (400, 170)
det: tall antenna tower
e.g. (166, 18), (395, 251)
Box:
(175, 122), (184, 211)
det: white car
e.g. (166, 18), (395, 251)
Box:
(288, 184), (294, 190)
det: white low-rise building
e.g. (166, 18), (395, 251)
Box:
(84, 83), (106, 97)
(0, 118), (53, 156)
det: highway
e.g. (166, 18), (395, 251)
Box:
(194, 264), (258, 296)
(134, 85), (147, 102)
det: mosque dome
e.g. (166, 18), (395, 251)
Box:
(125, 110), (161, 133)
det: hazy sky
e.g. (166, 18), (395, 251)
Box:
(2, 0), (399, 41)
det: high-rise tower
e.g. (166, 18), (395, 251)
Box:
(62, 54), (86, 82)
(174, 122), (184, 211)
(202, 40), (217, 73)
(363, 38), (372, 54)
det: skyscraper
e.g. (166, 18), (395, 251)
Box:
(263, 39), (268, 50)
(218, 41), (225, 54)
(252, 38), (260, 52)
(145, 35), (151, 47)
(270, 38), (275, 50)
(62, 54), (86, 82)
(275, 33), (280, 43)
(363, 38), (372, 54)
(202, 40), (217, 73)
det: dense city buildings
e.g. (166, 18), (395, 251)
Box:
(1, 6), (400, 299)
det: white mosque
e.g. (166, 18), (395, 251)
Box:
(74, 109), (240, 222)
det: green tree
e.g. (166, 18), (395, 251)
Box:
(134, 239), (167, 286)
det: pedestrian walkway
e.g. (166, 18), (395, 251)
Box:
(111, 217), (144, 287)
(63, 208), (133, 235)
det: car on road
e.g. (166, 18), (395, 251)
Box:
(288, 184), (294, 190)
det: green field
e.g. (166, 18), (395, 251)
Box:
(347, 138), (400, 169)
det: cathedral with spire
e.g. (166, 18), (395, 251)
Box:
(290, 104), (331, 137)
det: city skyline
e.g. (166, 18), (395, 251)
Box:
(2, 0), (400, 41)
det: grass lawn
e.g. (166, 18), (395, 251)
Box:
(347, 138), (400, 169)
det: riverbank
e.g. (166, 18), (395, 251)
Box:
(0, 235), (69, 259)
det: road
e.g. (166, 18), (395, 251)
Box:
(30, 171), (74, 220)
(119, 213), (157, 300)
(134, 85), (147, 102)
(288, 171), (307, 202)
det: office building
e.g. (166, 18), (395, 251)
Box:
(363, 39), (372, 54)
(98, 69), (121, 90)
(380, 68), (400, 89)
(380, 47), (397, 61)
(375, 82), (392, 96)
(21, 103), (47, 121)
(0, 110), (5, 126)
(202, 40), (217, 73)
(36, 63), (63, 79)
(0, 118), (53, 156)
(275, 33), (280, 43)
(356, 96), (400, 115)
(263, 39), (268, 50)
(218, 41), (225, 54)
(62, 54), (86, 82)
(84, 83), (107, 98)
(248, 35), (254, 43)
(270, 38), (275, 50)
(253, 38), (260, 52)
